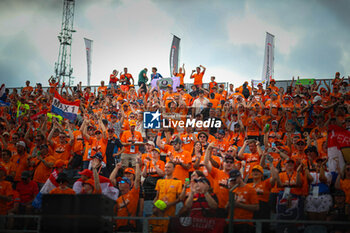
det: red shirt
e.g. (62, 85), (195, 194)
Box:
(16, 181), (39, 204)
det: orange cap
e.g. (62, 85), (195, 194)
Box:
(129, 120), (136, 126)
(54, 159), (67, 168)
(124, 168), (135, 175)
(252, 165), (264, 174)
(83, 179), (95, 189)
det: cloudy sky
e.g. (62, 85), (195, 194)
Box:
(1, 0), (349, 88)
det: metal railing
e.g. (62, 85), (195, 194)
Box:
(1, 214), (349, 233)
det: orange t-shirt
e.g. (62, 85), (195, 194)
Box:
(174, 73), (185, 85)
(143, 160), (165, 177)
(233, 184), (259, 223)
(120, 130), (143, 154)
(192, 72), (204, 85)
(166, 150), (191, 183)
(0, 180), (13, 215)
(210, 167), (229, 209)
(51, 141), (73, 161)
(179, 133), (195, 153)
(340, 179), (350, 204)
(116, 187), (140, 228)
(242, 152), (261, 178)
(50, 187), (76, 194)
(11, 153), (29, 181)
(72, 130), (84, 155)
(33, 155), (56, 184)
(247, 179), (272, 203)
(278, 171), (303, 195)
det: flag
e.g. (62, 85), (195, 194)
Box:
(169, 35), (180, 76)
(84, 38), (93, 86)
(72, 176), (119, 200)
(32, 169), (59, 209)
(30, 109), (49, 121)
(51, 91), (80, 122)
(0, 100), (10, 107)
(327, 124), (350, 172)
(262, 32), (275, 86)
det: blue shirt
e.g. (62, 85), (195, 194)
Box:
(151, 73), (163, 80)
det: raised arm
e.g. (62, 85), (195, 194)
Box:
(204, 142), (215, 173)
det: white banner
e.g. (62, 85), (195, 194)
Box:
(84, 38), (93, 86)
(261, 32), (274, 86)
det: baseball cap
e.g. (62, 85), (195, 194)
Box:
(124, 168), (135, 175)
(16, 141), (26, 148)
(119, 177), (131, 185)
(21, 171), (31, 179)
(129, 120), (136, 127)
(271, 120), (278, 125)
(270, 79), (276, 83)
(83, 179), (95, 189)
(154, 200), (167, 211)
(79, 169), (93, 178)
(146, 141), (155, 147)
(258, 83), (262, 86)
(152, 148), (161, 154)
(56, 172), (69, 183)
(229, 169), (241, 179)
(170, 136), (182, 144)
(54, 159), (67, 168)
(91, 152), (103, 161)
(313, 95), (322, 103)
(252, 165), (264, 174)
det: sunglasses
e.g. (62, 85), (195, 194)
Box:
(227, 150), (234, 153)
(297, 143), (305, 146)
(228, 177), (237, 183)
(225, 160), (234, 164)
(118, 180), (128, 184)
(171, 142), (179, 145)
(95, 132), (101, 135)
(199, 136), (206, 138)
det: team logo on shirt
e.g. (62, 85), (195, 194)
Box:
(143, 110), (161, 129)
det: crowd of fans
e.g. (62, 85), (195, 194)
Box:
(0, 67), (349, 233)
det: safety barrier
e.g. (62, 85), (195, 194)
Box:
(1, 214), (349, 233)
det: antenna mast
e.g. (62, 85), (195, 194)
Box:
(54, 0), (76, 86)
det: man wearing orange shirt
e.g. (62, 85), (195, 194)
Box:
(31, 144), (55, 189)
(173, 63), (185, 86)
(166, 136), (191, 184)
(48, 123), (74, 162)
(209, 76), (218, 93)
(120, 120), (143, 168)
(119, 67), (134, 92)
(190, 65), (206, 87)
(11, 141), (29, 182)
(97, 81), (107, 96)
(204, 143), (238, 213)
(21, 80), (33, 95)
(109, 69), (119, 88)
(0, 165), (13, 217)
(237, 139), (263, 180)
(115, 157), (141, 231)
(227, 169), (259, 233)
(268, 79), (279, 93)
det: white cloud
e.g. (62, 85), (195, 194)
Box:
(226, 5), (300, 56)
(70, 0), (176, 85)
